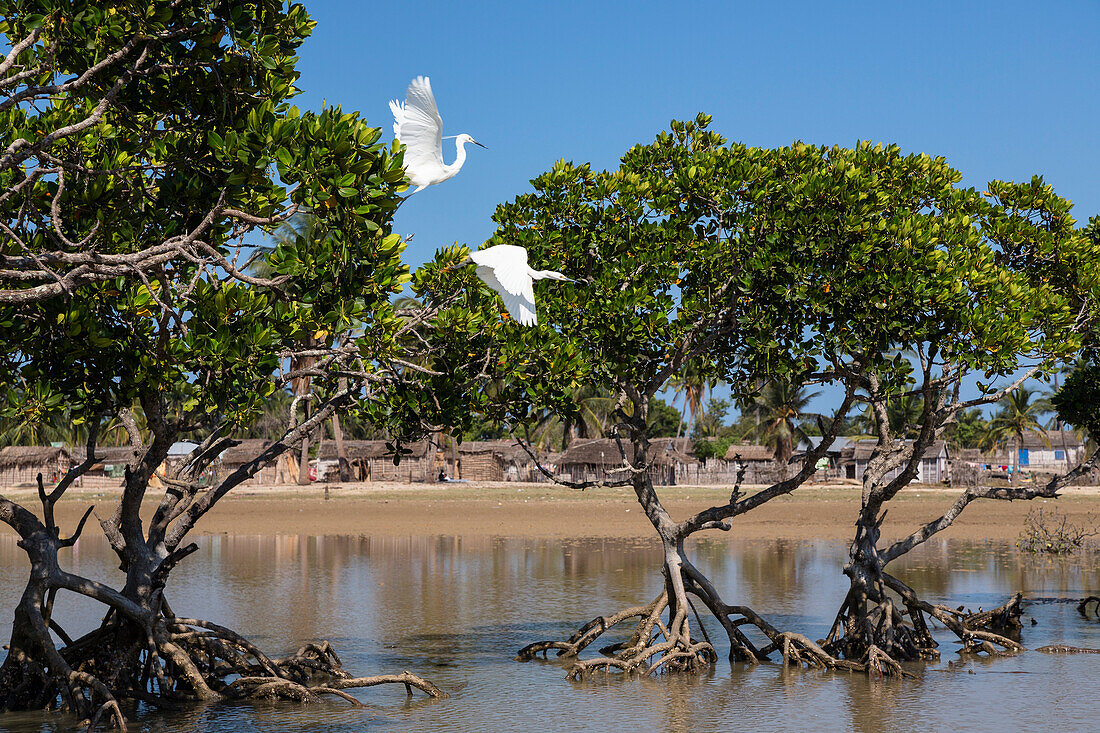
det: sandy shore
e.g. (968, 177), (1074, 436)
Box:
(2, 481), (1096, 542)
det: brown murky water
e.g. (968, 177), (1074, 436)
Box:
(0, 534), (1096, 732)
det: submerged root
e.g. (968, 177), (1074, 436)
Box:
(1037, 644), (1100, 655)
(516, 591), (671, 662)
(517, 568), (919, 681)
(714, 604), (914, 678)
(517, 567), (1030, 683)
(160, 617), (448, 702)
(822, 576), (1024, 667)
(516, 590), (717, 678)
(85, 699), (127, 732)
(3, 608), (446, 727)
(961, 592), (1024, 636)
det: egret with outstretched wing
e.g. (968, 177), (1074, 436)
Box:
(464, 245), (575, 327)
(389, 76), (484, 192)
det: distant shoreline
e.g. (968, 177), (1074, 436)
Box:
(3, 482), (1096, 542)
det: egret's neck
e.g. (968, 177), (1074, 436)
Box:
(446, 138), (468, 174)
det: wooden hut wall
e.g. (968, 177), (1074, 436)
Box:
(366, 455), (434, 482)
(0, 449), (70, 487)
(79, 473), (124, 489)
(456, 452), (504, 481)
(505, 460), (553, 483)
(219, 463), (284, 486)
(920, 456), (943, 484)
(559, 462), (680, 486)
(674, 459), (788, 485)
(0, 464), (55, 486)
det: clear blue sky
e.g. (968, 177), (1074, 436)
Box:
(293, 1), (1099, 417)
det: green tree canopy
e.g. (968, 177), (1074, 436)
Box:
(432, 120), (1100, 677)
(751, 380), (820, 463)
(0, 1), (467, 719)
(417, 118), (860, 678)
(1053, 355), (1100, 440)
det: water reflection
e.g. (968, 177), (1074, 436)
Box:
(0, 534), (1095, 732)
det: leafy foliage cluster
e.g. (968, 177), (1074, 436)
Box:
(1016, 506), (1098, 554)
(0, 0), (430, 450)
(1054, 356), (1100, 440)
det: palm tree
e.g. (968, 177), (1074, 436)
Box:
(258, 213), (348, 483)
(692, 398), (732, 439)
(241, 389), (295, 441)
(845, 382), (924, 442)
(667, 362), (709, 439)
(0, 412), (70, 447)
(753, 380), (821, 464)
(560, 386), (618, 447)
(948, 408), (987, 450)
(886, 393), (924, 439)
(0, 402), (147, 449)
(982, 387), (1051, 485)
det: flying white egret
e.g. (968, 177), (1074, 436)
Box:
(462, 244), (576, 327)
(389, 76), (485, 192)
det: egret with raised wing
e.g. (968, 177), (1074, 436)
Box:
(390, 76), (485, 193)
(463, 244), (576, 327)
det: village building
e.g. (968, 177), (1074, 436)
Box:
(718, 443), (784, 483)
(436, 441), (553, 482)
(723, 442), (778, 465)
(793, 436), (853, 479)
(557, 438), (698, 486)
(217, 439), (291, 486)
(314, 440), (437, 482)
(79, 446), (136, 489)
(313, 439), (556, 483)
(1016, 430), (1086, 473)
(841, 440), (951, 484)
(952, 447), (985, 465)
(163, 441), (199, 472)
(0, 446), (71, 487)
(950, 432), (1086, 473)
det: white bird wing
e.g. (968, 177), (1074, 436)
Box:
(471, 246), (538, 326)
(390, 76), (445, 185)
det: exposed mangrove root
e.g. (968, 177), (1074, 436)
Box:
(1037, 644), (1100, 654)
(516, 591), (671, 662)
(962, 593), (1024, 636)
(1, 599), (446, 729)
(821, 572), (1024, 666)
(86, 699), (127, 732)
(517, 590), (718, 678)
(517, 561), (924, 680)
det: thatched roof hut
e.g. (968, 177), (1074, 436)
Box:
(953, 447), (986, 463)
(1021, 430), (1084, 450)
(840, 440), (950, 483)
(0, 446), (72, 486)
(219, 439), (273, 466)
(93, 446), (137, 465)
(213, 439), (287, 485)
(561, 438), (697, 467)
(432, 441), (551, 482)
(317, 439), (433, 462)
(0, 445), (70, 469)
(315, 440), (435, 482)
(558, 438), (697, 485)
(77, 445), (137, 488)
(722, 444), (775, 462)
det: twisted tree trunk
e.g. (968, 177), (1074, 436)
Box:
(518, 392), (887, 676)
(0, 398), (448, 726)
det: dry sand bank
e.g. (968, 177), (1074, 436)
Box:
(2, 481), (1096, 542)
